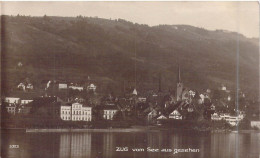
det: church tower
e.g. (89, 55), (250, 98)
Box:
(176, 65), (183, 101)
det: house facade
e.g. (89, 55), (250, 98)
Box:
(59, 83), (68, 90)
(61, 105), (71, 121)
(147, 109), (158, 121)
(6, 104), (16, 115)
(103, 107), (118, 120)
(169, 110), (182, 120)
(60, 103), (92, 121)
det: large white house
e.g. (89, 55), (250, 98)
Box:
(60, 103), (92, 121)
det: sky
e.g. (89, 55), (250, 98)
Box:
(1, 1), (259, 38)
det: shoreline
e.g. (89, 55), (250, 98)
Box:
(25, 128), (154, 133)
(2, 127), (258, 133)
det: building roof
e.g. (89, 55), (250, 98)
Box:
(132, 88), (138, 95)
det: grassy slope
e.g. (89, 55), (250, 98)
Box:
(1, 16), (259, 96)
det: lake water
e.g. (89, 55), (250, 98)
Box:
(1, 130), (260, 158)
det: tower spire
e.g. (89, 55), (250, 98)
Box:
(176, 64), (183, 101)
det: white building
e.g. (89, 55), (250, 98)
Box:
(59, 83), (68, 90)
(60, 105), (71, 121)
(21, 99), (33, 105)
(82, 107), (92, 121)
(60, 103), (92, 121)
(4, 97), (20, 104)
(6, 104), (16, 115)
(156, 114), (167, 120)
(72, 103), (82, 121)
(103, 108), (118, 120)
(138, 97), (146, 103)
(169, 110), (182, 120)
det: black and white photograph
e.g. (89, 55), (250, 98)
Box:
(0, 1), (259, 158)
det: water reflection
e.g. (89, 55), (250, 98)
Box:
(59, 133), (91, 158)
(1, 130), (260, 158)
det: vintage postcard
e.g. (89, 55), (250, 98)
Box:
(1, 1), (259, 158)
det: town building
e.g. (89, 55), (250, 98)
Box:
(156, 114), (167, 120)
(87, 83), (97, 92)
(147, 109), (158, 121)
(17, 83), (26, 91)
(60, 103), (92, 121)
(138, 97), (147, 103)
(4, 97), (20, 104)
(60, 105), (71, 121)
(169, 110), (182, 120)
(59, 83), (68, 90)
(21, 99), (33, 105)
(6, 104), (16, 115)
(211, 112), (222, 121)
(103, 106), (118, 120)
(250, 121), (260, 129)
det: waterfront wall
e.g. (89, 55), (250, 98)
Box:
(26, 128), (150, 133)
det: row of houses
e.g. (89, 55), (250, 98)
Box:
(3, 95), (119, 122)
(45, 80), (97, 92)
